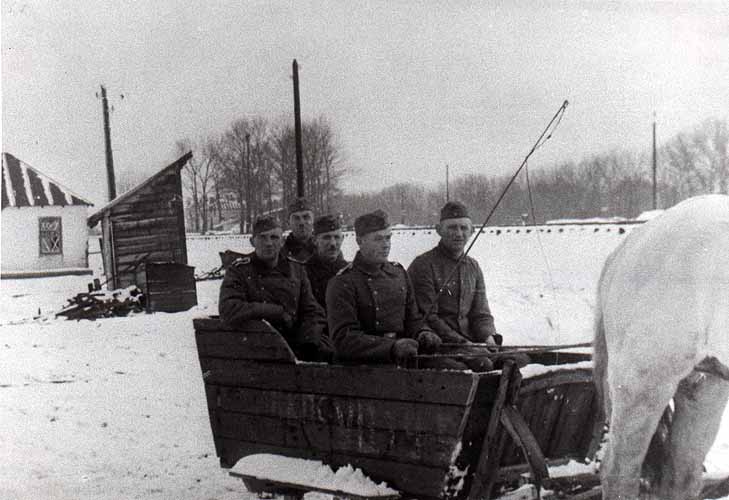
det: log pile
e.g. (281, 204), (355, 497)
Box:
(56, 282), (145, 320)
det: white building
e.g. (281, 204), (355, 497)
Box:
(1, 152), (93, 278)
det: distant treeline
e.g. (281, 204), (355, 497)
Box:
(333, 118), (728, 226)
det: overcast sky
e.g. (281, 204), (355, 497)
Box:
(2, 1), (728, 206)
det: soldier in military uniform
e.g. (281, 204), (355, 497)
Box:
(408, 201), (497, 371)
(283, 197), (316, 261)
(326, 210), (441, 365)
(306, 214), (348, 309)
(219, 215), (333, 362)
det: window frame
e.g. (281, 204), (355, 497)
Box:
(39, 216), (63, 256)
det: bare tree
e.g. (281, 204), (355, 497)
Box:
(661, 118), (729, 202)
(176, 137), (219, 234)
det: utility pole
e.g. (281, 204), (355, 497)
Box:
(446, 164), (450, 202)
(292, 60), (304, 199)
(100, 85), (116, 201)
(400, 186), (405, 225)
(652, 114), (657, 210)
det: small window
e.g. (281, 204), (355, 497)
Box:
(39, 217), (63, 255)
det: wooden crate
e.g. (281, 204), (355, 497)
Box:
(138, 262), (197, 313)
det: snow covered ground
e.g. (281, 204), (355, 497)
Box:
(1, 225), (727, 499)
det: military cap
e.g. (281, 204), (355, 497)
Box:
(440, 201), (470, 221)
(288, 197), (313, 216)
(252, 215), (281, 235)
(354, 209), (389, 237)
(314, 214), (341, 235)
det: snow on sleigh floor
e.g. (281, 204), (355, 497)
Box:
(1, 226), (728, 499)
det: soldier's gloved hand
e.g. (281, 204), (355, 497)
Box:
(416, 330), (442, 354)
(441, 330), (469, 344)
(391, 338), (419, 363)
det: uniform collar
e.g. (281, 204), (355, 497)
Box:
(310, 251), (347, 269)
(285, 232), (314, 249)
(436, 241), (465, 261)
(251, 251), (292, 276)
(353, 251), (398, 276)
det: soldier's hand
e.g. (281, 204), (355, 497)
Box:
(441, 330), (469, 344)
(416, 330), (442, 354)
(391, 338), (419, 363)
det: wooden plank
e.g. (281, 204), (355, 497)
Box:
(468, 362), (517, 500)
(114, 233), (179, 249)
(196, 328), (296, 362)
(535, 386), (569, 458)
(199, 358), (481, 405)
(195, 317), (268, 332)
(547, 383), (596, 459)
(214, 410), (459, 468)
(114, 239), (180, 255)
(116, 250), (176, 265)
(217, 438), (447, 499)
(207, 385), (469, 436)
(499, 406), (548, 486)
(519, 370), (593, 394)
(500, 386), (541, 465)
(114, 216), (180, 231)
(114, 226), (181, 239)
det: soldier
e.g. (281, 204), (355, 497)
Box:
(326, 210), (441, 365)
(306, 214), (348, 309)
(408, 201), (497, 371)
(283, 197), (316, 261)
(219, 215), (333, 362)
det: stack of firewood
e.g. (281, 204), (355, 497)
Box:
(56, 282), (145, 320)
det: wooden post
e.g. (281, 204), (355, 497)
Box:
(652, 115), (657, 210)
(293, 60), (304, 198)
(446, 164), (450, 202)
(100, 85), (116, 201)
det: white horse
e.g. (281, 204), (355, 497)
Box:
(594, 194), (729, 500)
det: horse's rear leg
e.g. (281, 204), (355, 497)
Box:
(602, 373), (679, 500)
(655, 371), (729, 500)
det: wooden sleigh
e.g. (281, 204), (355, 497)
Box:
(194, 317), (606, 500)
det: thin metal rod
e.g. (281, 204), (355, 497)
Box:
(425, 101), (569, 317)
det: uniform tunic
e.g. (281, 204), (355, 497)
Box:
(407, 242), (496, 343)
(305, 252), (348, 309)
(218, 251), (329, 358)
(282, 233), (316, 262)
(326, 251), (431, 363)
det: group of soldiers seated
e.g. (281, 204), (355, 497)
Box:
(218, 197), (499, 370)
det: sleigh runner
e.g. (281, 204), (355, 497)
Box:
(194, 316), (604, 499)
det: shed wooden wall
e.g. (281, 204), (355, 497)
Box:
(101, 165), (187, 289)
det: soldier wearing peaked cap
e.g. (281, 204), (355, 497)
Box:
(326, 210), (438, 365)
(407, 201), (498, 371)
(283, 197), (316, 261)
(219, 215), (333, 362)
(306, 214), (348, 309)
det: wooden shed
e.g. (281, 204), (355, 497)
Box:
(88, 152), (192, 290)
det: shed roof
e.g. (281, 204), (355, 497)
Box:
(87, 151), (192, 227)
(2, 152), (93, 209)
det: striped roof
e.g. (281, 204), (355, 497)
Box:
(2, 152), (92, 209)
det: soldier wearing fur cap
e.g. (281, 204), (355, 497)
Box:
(283, 197), (316, 261)
(306, 214), (348, 309)
(219, 215), (333, 362)
(407, 201), (497, 371)
(326, 210), (439, 365)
